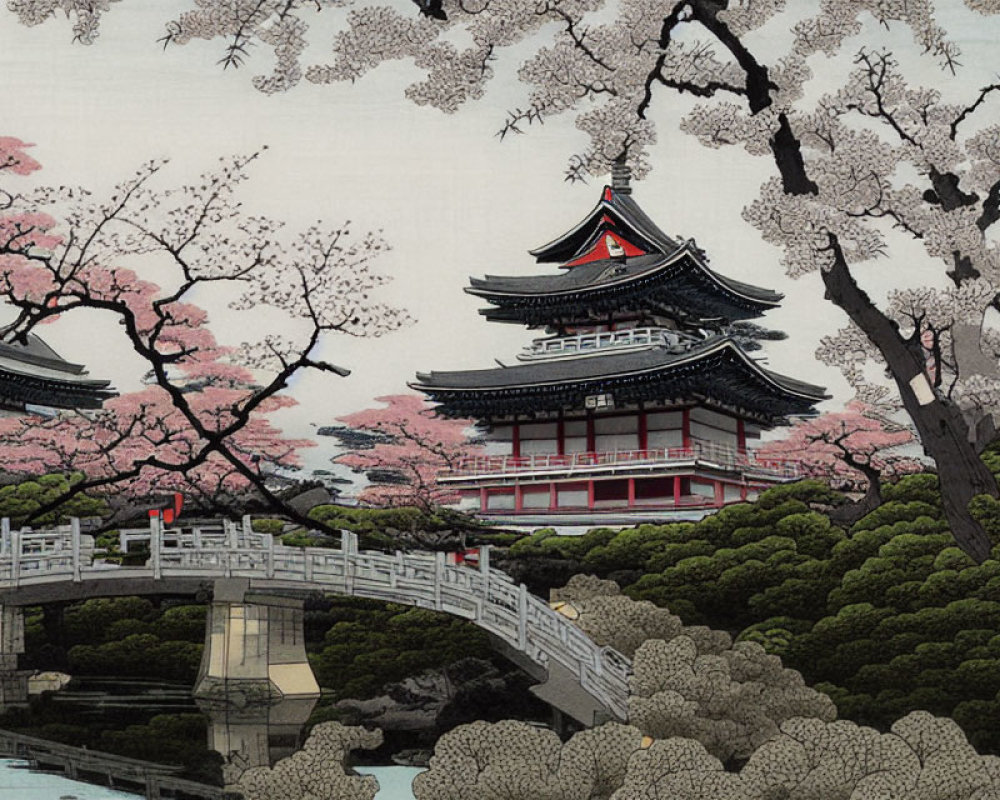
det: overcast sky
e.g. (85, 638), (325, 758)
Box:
(1, 2), (998, 473)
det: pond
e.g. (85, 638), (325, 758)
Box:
(0, 760), (422, 799)
(0, 678), (423, 800)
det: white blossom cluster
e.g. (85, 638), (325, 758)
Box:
(8, 0), (117, 43)
(552, 575), (836, 763)
(413, 719), (644, 800)
(237, 722), (382, 800)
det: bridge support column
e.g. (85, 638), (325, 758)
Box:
(200, 695), (318, 786)
(0, 605), (28, 709)
(194, 581), (320, 707)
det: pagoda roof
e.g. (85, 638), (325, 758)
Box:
(530, 186), (681, 263)
(411, 337), (827, 424)
(468, 245), (781, 325)
(0, 334), (116, 411)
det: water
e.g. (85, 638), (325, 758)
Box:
(0, 758), (143, 799)
(358, 766), (422, 799)
(1, 678), (423, 799)
(0, 759), (423, 799)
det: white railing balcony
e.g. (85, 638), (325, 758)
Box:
(518, 327), (700, 361)
(441, 440), (801, 481)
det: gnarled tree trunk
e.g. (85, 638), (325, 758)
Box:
(822, 239), (997, 562)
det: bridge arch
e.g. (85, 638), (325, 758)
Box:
(0, 518), (631, 724)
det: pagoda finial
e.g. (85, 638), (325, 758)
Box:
(611, 156), (632, 195)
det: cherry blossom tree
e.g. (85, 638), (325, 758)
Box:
(329, 393), (482, 510)
(0, 136), (408, 525)
(13, 4), (1000, 560)
(758, 401), (925, 519)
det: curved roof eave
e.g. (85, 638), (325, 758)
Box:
(467, 245), (782, 308)
(412, 338), (827, 402)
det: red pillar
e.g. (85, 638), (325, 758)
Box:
(515, 486), (523, 512)
(586, 414), (596, 453)
(737, 418), (746, 452)
(511, 421), (521, 458)
(479, 487), (488, 512)
(673, 475), (681, 505)
(587, 480), (595, 510)
(549, 482), (557, 510)
(627, 478), (636, 507)
(638, 410), (648, 452)
(681, 409), (691, 448)
(557, 415), (565, 456)
(714, 481), (725, 507)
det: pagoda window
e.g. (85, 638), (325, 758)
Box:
(521, 486), (550, 509)
(594, 415), (638, 451)
(520, 422), (559, 455)
(634, 477), (673, 505)
(690, 408), (739, 448)
(564, 419), (588, 453)
(647, 411), (684, 449)
(485, 489), (516, 511)
(724, 484), (744, 503)
(557, 483), (588, 508)
(690, 480), (716, 500)
(457, 491), (479, 511)
(593, 479), (629, 508)
(485, 424), (514, 455)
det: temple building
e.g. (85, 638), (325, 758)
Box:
(0, 334), (115, 415)
(412, 171), (827, 525)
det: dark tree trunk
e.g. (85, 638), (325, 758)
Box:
(821, 238), (997, 562)
(829, 464), (883, 527)
(688, 2), (999, 561)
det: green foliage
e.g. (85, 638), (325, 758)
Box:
(251, 517), (285, 534)
(850, 501), (943, 532)
(880, 473), (942, 506)
(466, 469), (1000, 753)
(310, 504), (446, 533)
(98, 714), (223, 782)
(508, 526), (617, 561)
(307, 503), (490, 549)
(307, 598), (495, 700)
(68, 635), (203, 682)
(63, 597), (156, 646)
(0, 473), (106, 525)
(33, 598), (208, 681)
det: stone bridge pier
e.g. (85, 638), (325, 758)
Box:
(194, 580), (320, 708)
(0, 604), (28, 709)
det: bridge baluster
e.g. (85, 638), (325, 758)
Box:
(150, 515), (162, 580)
(517, 584), (528, 652)
(0, 518), (8, 558)
(434, 552), (445, 610)
(70, 518), (82, 583)
(9, 531), (19, 586)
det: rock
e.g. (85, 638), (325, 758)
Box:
(286, 487), (332, 515)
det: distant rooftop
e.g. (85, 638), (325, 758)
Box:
(0, 333), (116, 412)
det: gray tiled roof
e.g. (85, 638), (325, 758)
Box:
(529, 186), (681, 261)
(469, 248), (781, 305)
(0, 334), (115, 410)
(414, 337), (826, 399)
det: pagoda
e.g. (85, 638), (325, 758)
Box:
(411, 169), (827, 525)
(0, 334), (115, 415)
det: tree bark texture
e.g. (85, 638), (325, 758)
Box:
(821, 241), (997, 562)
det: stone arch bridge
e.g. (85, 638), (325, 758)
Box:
(0, 517), (630, 725)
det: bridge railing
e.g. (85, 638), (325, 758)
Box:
(0, 516), (632, 720)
